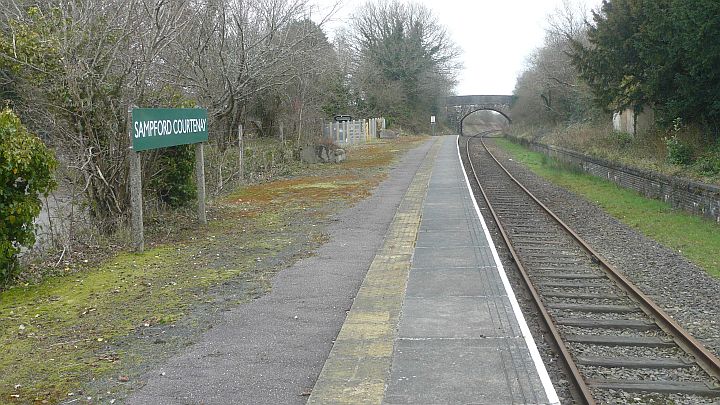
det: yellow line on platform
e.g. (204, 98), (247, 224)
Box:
(308, 137), (442, 404)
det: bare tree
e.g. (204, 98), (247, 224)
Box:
(511, 1), (599, 126)
(348, 0), (461, 131)
(0, 0), (345, 251)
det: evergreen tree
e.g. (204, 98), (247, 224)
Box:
(572, 0), (720, 134)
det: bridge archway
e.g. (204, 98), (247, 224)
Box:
(446, 95), (513, 134)
(459, 108), (512, 136)
(460, 108), (512, 125)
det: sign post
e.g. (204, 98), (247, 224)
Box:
(129, 108), (210, 252)
(129, 107), (144, 252)
(430, 115), (436, 137)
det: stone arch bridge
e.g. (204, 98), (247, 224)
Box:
(446, 95), (513, 133)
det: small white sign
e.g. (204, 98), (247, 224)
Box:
(430, 115), (436, 123)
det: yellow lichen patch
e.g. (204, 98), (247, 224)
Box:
(229, 175), (375, 208)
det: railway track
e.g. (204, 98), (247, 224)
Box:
(462, 131), (720, 404)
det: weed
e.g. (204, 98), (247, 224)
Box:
(665, 134), (694, 165)
(610, 131), (634, 148)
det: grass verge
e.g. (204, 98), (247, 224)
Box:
(0, 136), (427, 404)
(494, 137), (720, 278)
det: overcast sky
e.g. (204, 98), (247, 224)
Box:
(310, 0), (601, 96)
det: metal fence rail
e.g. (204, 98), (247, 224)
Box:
(322, 117), (386, 145)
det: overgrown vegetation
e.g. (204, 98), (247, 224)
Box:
(148, 145), (197, 208)
(495, 137), (720, 278)
(0, 109), (56, 284)
(571, 0), (720, 132)
(0, 0), (454, 287)
(510, 0), (720, 185)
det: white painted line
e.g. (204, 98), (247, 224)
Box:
(455, 135), (561, 405)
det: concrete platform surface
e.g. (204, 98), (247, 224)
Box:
(310, 135), (559, 405)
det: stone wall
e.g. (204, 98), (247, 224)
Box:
(507, 136), (720, 223)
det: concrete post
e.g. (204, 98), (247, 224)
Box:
(238, 124), (244, 181)
(130, 149), (144, 253)
(195, 143), (207, 225)
(128, 106), (144, 253)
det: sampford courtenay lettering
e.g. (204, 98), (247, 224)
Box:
(133, 118), (207, 138)
(131, 108), (209, 151)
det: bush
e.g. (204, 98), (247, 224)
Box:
(610, 131), (633, 148)
(0, 108), (56, 284)
(148, 144), (196, 208)
(665, 134), (693, 165)
(694, 143), (720, 175)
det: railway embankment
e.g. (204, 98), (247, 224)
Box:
(505, 134), (720, 223)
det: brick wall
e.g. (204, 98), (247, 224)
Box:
(507, 136), (720, 223)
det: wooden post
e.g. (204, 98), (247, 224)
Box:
(195, 142), (207, 225)
(128, 106), (144, 253)
(279, 121), (284, 144)
(238, 124), (244, 181)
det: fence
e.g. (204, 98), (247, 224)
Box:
(33, 133), (299, 255)
(33, 118), (383, 255)
(322, 117), (386, 145)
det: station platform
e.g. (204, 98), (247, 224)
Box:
(309, 135), (559, 404)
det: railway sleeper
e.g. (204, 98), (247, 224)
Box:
(548, 303), (640, 313)
(527, 257), (587, 264)
(556, 318), (657, 331)
(512, 234), (561, 240)
(513, 241), (567, 246)
(576, 355), (693, 369)
(544, 292), (624, 300)
(587, 379), (720, 396)
(537, 280), (613, 288)
(533, 266), (597, 272)
(509, 224), (559, 230)
(565, 334), (675, 347)
(536, 272), (606, 280)
(516, 245), (574, 251)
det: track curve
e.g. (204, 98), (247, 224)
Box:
(461, 131), (720, 404)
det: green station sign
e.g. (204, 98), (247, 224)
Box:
(131, 108), (208, 151)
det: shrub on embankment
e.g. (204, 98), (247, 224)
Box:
(0, 108), (56, 284)
(509, 123), (720, 187)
